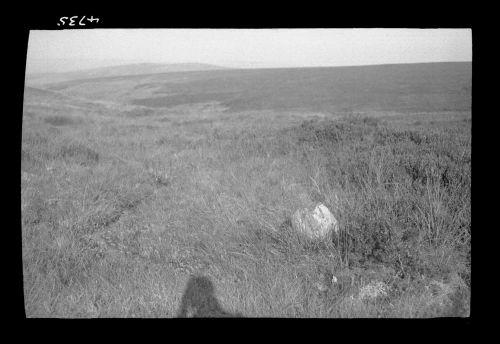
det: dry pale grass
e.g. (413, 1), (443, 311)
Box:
(21, 92), (471, 317)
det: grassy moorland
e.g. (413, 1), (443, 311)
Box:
(39, 62), (472, 114)
(22, 63), (471, 317)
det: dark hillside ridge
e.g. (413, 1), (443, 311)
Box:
(41, 62), (472, 114)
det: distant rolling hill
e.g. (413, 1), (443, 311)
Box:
(34, 62), (472, 114)
(26, 63), (229, 86)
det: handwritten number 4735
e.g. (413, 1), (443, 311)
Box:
(57, 16), (99, 27)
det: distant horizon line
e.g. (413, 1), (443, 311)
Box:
(26, 59), (472, 76)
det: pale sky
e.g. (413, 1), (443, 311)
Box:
(26, 29), (472, 73)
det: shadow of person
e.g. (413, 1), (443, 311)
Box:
(176, 275), (243, 318)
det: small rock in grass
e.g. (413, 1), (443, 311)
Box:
(291, 203), (339, 241)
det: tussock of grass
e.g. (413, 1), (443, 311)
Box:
(123, 107), (155, 118)
(44, 115), (84, 126)
(57, 143), (100, 166)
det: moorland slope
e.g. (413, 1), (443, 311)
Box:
(36, 62), (471, 114)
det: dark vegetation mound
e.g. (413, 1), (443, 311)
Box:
(287, 116), (471, 283)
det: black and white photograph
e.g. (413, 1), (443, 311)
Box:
(21, 28), (472, 318)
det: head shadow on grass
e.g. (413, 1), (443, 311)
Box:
(176, 275), (243, 318)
